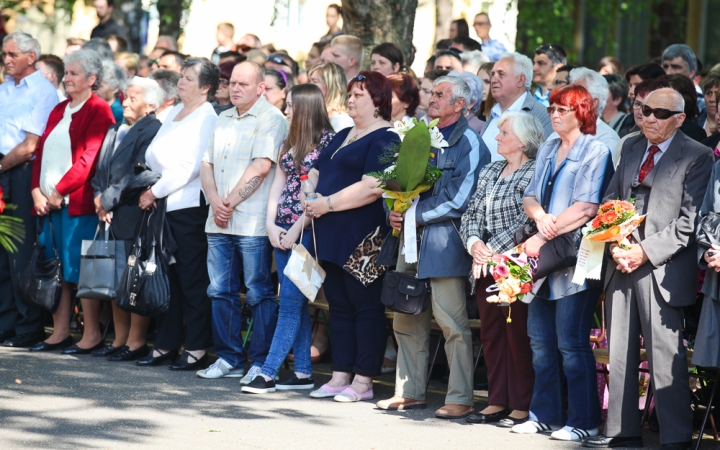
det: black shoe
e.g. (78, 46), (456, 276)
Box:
(497, 415), (529, 428)
(62, 341), (106, 355)
(276, 374), (315, 390)
(582, 435), (644, 448)
(241, 375), (276, 394)
(169, 352), (209, 371)
(136, 349), (179, 366)
(92, 344), (123, 357)
(466, 407), (512, 424)
(0, 329), (16, 343)
(5, 332), (47, 348)
(108, 345), (150, 362)
(660, 442), (692, 450)
(28, 336), (73, 352)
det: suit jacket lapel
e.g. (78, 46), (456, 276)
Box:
(622, 136), (647, 199)
(644, 133), (683, 220)
(109, 115), (151, 164)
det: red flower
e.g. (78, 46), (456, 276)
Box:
(591, 217), (603, 229)
(601, 210), (619, 225)
(520, 283), (532, 294)
(0, 198), (5, 214)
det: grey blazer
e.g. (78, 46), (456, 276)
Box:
(479, 91), (553, 139)
(602, 131), (713, 307)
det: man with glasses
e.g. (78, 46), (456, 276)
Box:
(532, 44), (567, 107)
(479, 52), (552, 161)
(584, 87), (712, 450)
(0, 32), (59, 348)
(548, 64), (575, 94)
(472, 13), (506, 62)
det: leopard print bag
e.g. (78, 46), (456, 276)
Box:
(343, 226), (388, 286)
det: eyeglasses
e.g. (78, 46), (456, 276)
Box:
(641, 105), (683, 120)
(632, 100), (643, 110)
(219, 79), (229, 87)
(547, 106), (575, 116)
(237, 44), (253, 52)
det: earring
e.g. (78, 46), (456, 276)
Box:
(373, 108), (379, 118)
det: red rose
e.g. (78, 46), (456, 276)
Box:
(520, 283), (532, 294)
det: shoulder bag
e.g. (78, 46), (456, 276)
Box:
(381, 270), (431, 315)
(77, 222), (126, 301)
(284, 214), (326, 301)
(18, 217), (63, 314)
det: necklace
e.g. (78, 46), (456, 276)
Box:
(331, 119), (385, 159)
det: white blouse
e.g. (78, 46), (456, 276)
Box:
(39, 100), (86, 203)
(144, 102), (217, 212)
(329, 112), (354, 132)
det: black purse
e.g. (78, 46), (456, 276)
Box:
(18, 217), (63, 314)
(697, 211), (720, 249)
(116, 208), (170, 317)
(513, 223), (579, 280)
(381, 270), (431, 315)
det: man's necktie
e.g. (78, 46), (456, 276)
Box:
(638, 145), (660, 183)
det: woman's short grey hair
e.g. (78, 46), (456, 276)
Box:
(127, 77), (165, 112)
(662, 44), (697, 76)
(448, 70), (483, 115)
(568, 67), (608, 115)
(499, 52), (533, 89)
(64, 49), (104, 91)
(3, 32), (41, 58)
(148, 70), (180, 104)
(181, 57), (220, 99)
(101, 60), (127, 92)
(433, 75), (471, 114)
(460, 50), (489, 73)
(496, 111), (544, 158)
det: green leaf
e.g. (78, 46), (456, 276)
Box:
(394, 121), (431, 191)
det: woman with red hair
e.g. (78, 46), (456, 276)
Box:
(387, 72), (420, 124)
(510, 85), (614, 441)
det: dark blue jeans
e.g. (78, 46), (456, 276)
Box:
(260, 223), (313, 378)
(527, 288), (601, 429)
(207, 233), (278, 369)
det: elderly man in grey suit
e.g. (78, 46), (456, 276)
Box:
(480, 52), (552, 162)
(584, 88), (713, 450)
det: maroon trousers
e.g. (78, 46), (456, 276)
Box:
(476, 275), (535, 410)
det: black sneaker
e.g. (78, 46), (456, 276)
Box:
(241, 376), (276, 394)
(276, 374), (315, 390)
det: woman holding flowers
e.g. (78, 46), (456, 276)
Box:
(303, 71), (398, 402)
(459, 111), (544, 427)
(513, 85), (614, 441)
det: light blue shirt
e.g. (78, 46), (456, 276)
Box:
(481, 39), (507, 62)
(481, 92), (527, 162)
(533, 87), (550, 107)
(0, 70), (59, 155)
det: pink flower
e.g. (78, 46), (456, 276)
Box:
(494, 263), (509, 277)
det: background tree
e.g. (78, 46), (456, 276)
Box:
(155, 0), (192, 41)
(341, 0), (418, 68)
(434, 0), (452, 43)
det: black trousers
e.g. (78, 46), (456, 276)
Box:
(0, 163), (45, 334)
(155, 201), (213, 351)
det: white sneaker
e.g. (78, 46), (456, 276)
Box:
(239, 365), (262, 385)
(550, 426), (599, 441)
(511, 420), (561, 434)
(196, 358), (244, 379)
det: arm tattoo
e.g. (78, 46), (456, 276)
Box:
(238, 176), (261, 199)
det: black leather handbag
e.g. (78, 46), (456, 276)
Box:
(381, 270), (431, 315)
(116, 208), (170, 317)
(18, 217), (63, 314)
(697, 211), (720, 249)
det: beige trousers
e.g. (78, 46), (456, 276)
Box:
(392, 251), (474, 405)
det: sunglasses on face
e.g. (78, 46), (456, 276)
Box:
(238, 44), (253, 52)
(547, 106), (575, 116)
(641, 105), (683, 120)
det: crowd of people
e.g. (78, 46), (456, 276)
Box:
(3, 1), (720, 449)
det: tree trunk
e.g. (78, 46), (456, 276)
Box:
(155, 0), (191, 41)
(117, 0), (143, 52)
(435, 0), (453, 43)
(341, 0), (419, 68)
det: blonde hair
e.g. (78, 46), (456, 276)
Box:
(331, 35), (364, 68)
(114, 52), (139, 74)
(308, 62), (348, 115)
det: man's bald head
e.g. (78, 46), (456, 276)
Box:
(235, 60), (265, 84)
(230, 61), (267, 113)
(643, 87), (686, 144)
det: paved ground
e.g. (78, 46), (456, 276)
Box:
(0, 345), (717, 450)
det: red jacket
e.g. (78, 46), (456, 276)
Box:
(31, 94), (115, 216)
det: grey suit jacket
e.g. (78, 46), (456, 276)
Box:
(479, 91), (553, 139)
(602, 131), (713, 306)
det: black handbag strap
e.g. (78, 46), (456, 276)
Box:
(37, 216), (60, 258)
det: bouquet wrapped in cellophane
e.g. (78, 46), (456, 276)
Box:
(483, 248), (535, 323)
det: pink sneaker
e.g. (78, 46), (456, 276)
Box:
(309, 383), (350, 398)
(333, 386), (374, 402)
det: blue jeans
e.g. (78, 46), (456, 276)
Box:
(207, 233), (278, 369)
(261, 223), (313, 378)
(527, 288), (601, 429)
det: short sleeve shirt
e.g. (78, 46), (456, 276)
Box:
(203, 97), (290, 236)
(276, 129), (335, 225)
(524, 134), (614, 299)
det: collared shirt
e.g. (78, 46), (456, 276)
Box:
(481, 39), (507, 62)
(533, 87), (550, 107)
(633, 133), (675, 182)
(0, 70), (59, 156)
(203, 96), (290, 236)
(482, 92), (527, 161)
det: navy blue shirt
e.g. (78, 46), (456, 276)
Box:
(313, 128), (399, 266)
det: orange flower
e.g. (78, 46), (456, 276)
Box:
(601, 210), (619, 225)
(591, 217), (603, 229)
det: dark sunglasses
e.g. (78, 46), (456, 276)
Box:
(268, 55), (287, 65)
(237, 44), (253, 52)
(641, 105), (683, 120)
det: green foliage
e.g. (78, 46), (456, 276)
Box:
(395, 120), (431, 191)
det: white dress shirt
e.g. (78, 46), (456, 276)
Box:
(481, 92), (527, 161)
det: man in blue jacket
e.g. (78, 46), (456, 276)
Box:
(376, 76), (491, 418)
